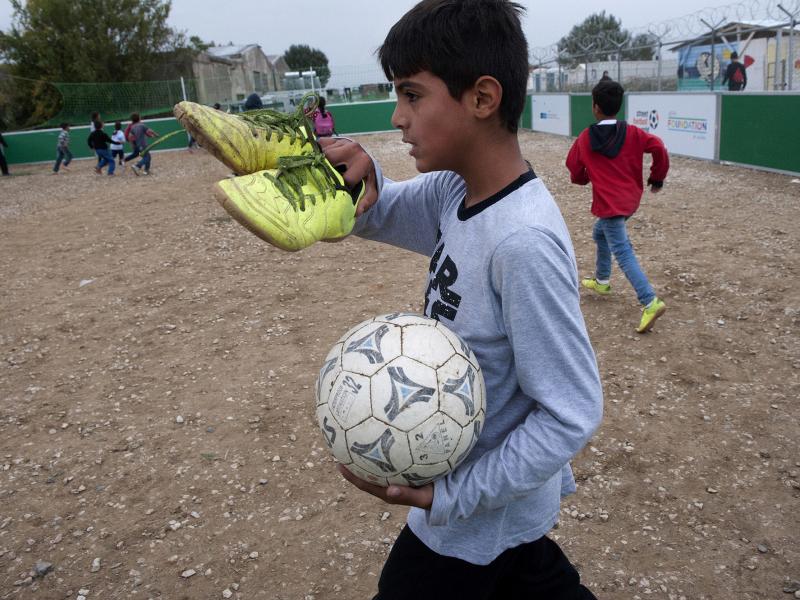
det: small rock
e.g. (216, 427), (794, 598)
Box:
(259, 479), (268, 485)
(176, 415), (185, 424)
(706, 487), (718, 494)
(34, 560), (54, 577)
(756, 544), (768, 553)
(90, 557), (101, 572)
(79, 589), (90, 596)
(380, 511), (391, 521)
(272, 455), (280, 462)
(222, 590), (233, 599)
(249, 551), (259, 559)
(181, 569), (196, 578)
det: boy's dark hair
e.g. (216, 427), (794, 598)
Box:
(90, 111), (99, 121)
(318, 96), (327, 115)
(114, 121), (122, 130)
(60, 122), (69, 129)
(730, 51), (739, 59)
(93, 120), (103, 130)
(130, 113), (141, 123)
(592, 80), (624, 117)
(378, 0), (529, 133)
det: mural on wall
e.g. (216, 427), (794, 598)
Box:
(677, 45), (754, 90)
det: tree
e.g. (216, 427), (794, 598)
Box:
(283, 44), (331, 87)
(0, 0), (189, 126)
(557, 11), (654, 66)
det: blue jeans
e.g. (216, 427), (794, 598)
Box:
(53, 147), (72, 172)
(135, 149), (151, 172)
(124, 144), (142, 162)
(592, 217), (655, 306)
(95, 149), (116, 175)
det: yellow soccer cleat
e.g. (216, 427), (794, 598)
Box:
(214, 152), (365, 252)
(581, 277), (612, 295)
(636, 297), (666, 333)
(173, 95), (317, 175)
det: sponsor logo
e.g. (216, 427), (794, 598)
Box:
(632, 110), (651, 130)
(667, 114), (708, 134)
(538, 111), (559, 120)
(649, 110), (659, 130)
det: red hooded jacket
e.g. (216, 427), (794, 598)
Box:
(566, 121), (669, 218)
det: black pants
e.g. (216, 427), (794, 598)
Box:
(0, 152), (8, 175)
(112, 149), (125, 164)
(374, 527), (597, 600)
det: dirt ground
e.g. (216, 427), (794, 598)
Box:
(0, 131), (798, 600)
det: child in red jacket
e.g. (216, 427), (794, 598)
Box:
(566, 80), (669, 333)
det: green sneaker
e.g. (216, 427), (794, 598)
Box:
(213, 151), (365, 251)
(173, 94), (318, 175)
(581, 277), (612, 295)
(636, 297), (666, 333)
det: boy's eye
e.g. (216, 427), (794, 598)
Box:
(404, 92), (419, 102)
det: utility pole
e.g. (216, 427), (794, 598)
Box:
(777, 3), (798, 90)
(701, 17), (726, 91)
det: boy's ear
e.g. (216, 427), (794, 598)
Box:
(469, 76), (503, 121)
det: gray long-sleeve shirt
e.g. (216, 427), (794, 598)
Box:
(352, 168), (603, 565)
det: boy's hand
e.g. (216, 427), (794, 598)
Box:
(318, 137), (379, 216)
(650, 184), (661, 194)
(337, 463), (433, 509)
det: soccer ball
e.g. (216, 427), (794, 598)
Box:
(316, 312), (486, 487)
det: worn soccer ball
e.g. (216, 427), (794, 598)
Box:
(316, 313), (485, 487)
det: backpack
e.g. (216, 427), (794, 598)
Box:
(313, 110), (334, 136)
(731, 63), (745, 83)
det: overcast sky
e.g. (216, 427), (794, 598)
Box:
(1, 0), (733, 67)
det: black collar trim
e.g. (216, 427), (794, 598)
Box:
(457, 169), (537, 221)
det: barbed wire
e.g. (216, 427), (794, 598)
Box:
(530, 0), (800, 64)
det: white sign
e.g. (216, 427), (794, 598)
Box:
(530, 95), (570, 136)
(627, 94), (718, 160)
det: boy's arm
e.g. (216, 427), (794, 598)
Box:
(565, 138), (589, 185)
(742, 64), (747, 89)
(643, 131), (669, 190)
(428, 227), (603, 525)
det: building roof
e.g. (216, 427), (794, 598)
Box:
(207, 44), (261, 58)
(669, 21), (800, 51)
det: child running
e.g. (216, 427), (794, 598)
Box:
(111, 121), (126, 167)
(566, 80), (669, 333)
(52, 123), (72, 174)
(87, 121), (115, 176)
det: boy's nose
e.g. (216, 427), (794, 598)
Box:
(390, 104), (405, 130)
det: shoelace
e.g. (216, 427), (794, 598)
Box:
(263, 152), (351, 212)
(237, 92), (319, 146)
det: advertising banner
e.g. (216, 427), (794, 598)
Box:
(627, 94), (718, 160)
(531, 95), (570, 136)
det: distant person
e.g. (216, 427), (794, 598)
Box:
(52, 123), (73, 174)
(110, 121), (126, 166)
(0, 132), (9, 176)
(312, 97), (336, 137)
(87, 120), (116, 176)
(566, 80), (670, 333)
(128, 116), (159, 176)
(124, 113), (145, 165)
(600, 70), (611, 81)
(213, 102), (222, 110)
(244, 93), (263, 110)
(90, 112), (102, 168)
(722, 51), (747, 91)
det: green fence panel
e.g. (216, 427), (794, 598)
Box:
(569, 94), (625, 137)
(522, 95), (532, 129)
(330, 100), (396, 135)
(719, 94), (800, 174)
(4, 118), (188, 165)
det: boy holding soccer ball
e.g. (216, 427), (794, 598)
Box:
(177, 0), (603, 596)
(320, 1), (603, 597)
